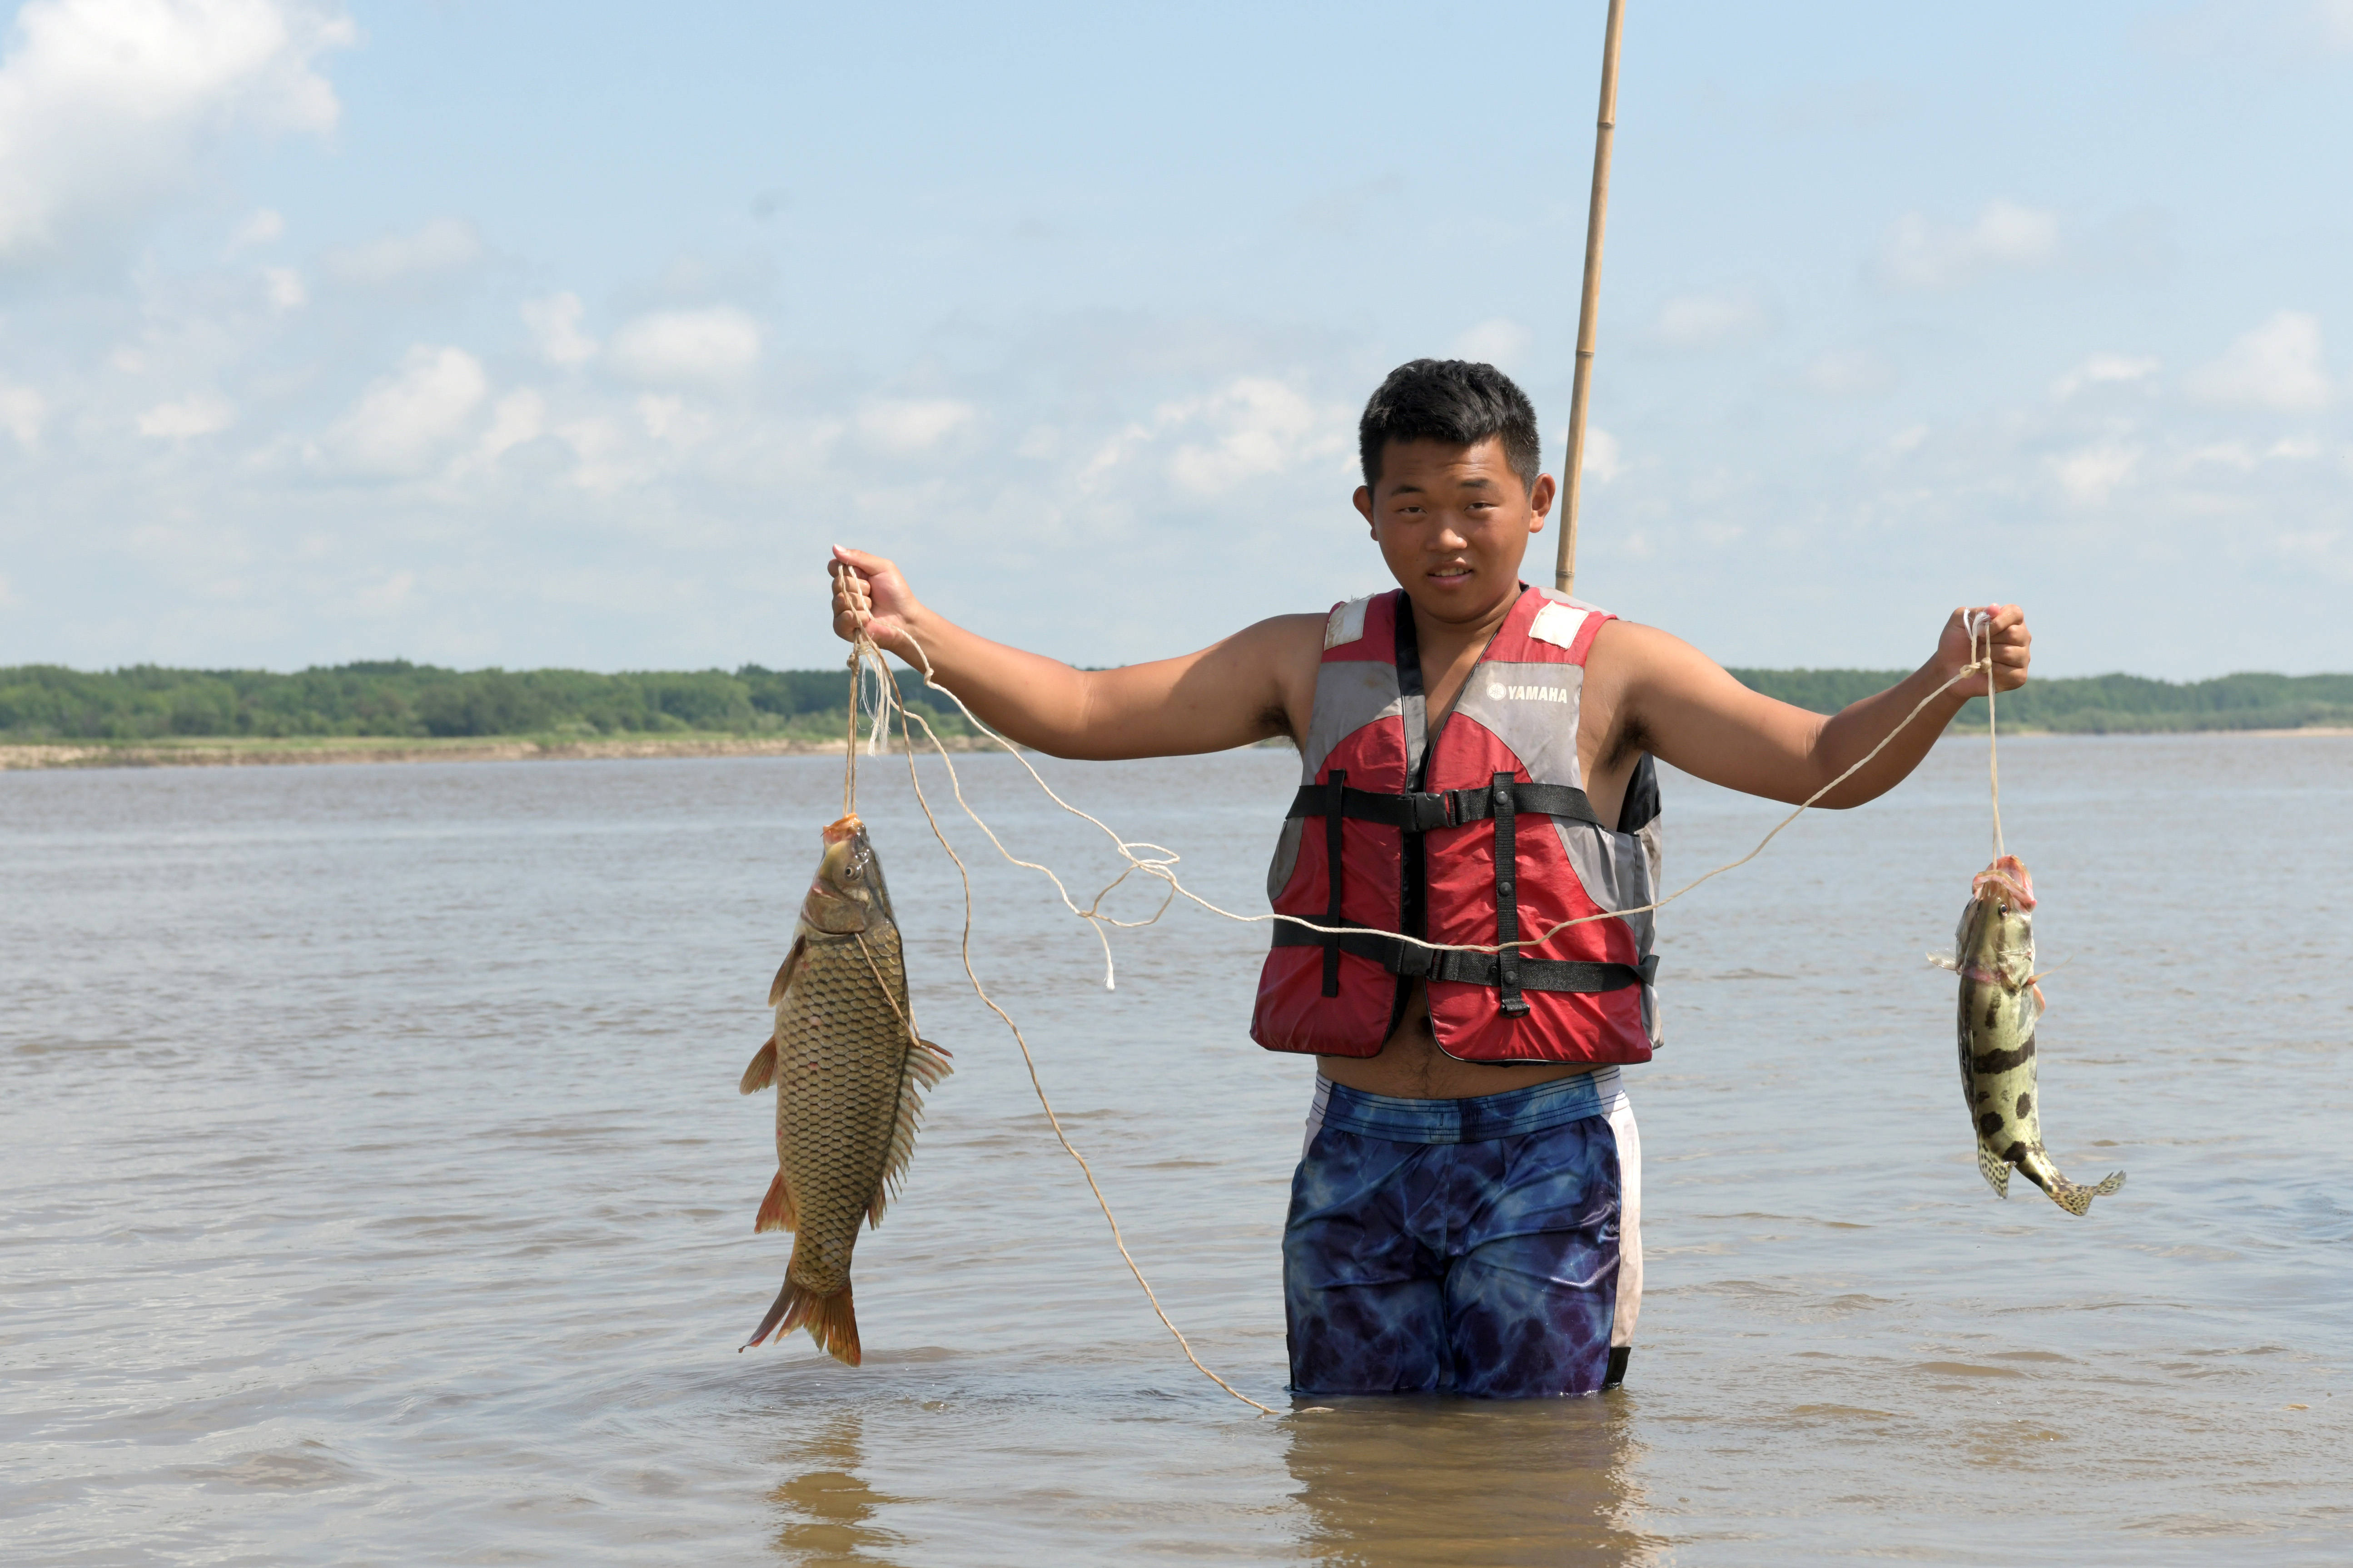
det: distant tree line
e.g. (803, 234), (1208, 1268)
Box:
(1728, 668), (2353, 734)
(3, 661), (2348, 743)
(0, 662), (971, 742)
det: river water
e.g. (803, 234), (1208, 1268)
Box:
(5, 735), (2349, 1564)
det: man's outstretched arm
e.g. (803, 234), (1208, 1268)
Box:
(828, 546), (1323, 761)
(1608, 604), (2031, 809)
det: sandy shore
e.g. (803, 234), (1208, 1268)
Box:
(0, 733), (1015, 771)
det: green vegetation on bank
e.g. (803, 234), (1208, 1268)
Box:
(1729, 669), (2353, 734)
(3, 661), (2348, 744)
(0, 663), (972, 743)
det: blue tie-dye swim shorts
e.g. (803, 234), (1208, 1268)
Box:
(1283, 1068), (1642, 1399)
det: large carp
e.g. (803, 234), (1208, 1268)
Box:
(739, 814), (951, 1363)
(1936, 853), (2124, 1216)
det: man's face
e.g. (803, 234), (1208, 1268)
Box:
(1354, 437), (1554, 627)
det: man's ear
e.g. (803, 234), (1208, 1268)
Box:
(1353, 484), (1376, 534)
(1527, 473), (1557, 533)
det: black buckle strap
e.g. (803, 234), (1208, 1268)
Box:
(1271, 923), (1656, 994)
(1285, 780), (1602, 833)
(1492, 772), (1528, 1017)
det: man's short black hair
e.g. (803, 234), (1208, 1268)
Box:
(1358, 358), (1542, 493)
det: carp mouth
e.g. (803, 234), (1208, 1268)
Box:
(1972, 853), (2036, 912)
(822, 814), (864, 845)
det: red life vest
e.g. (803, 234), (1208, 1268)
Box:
(1250, 584), (1663, 1065)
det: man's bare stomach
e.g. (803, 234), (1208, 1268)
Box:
(1313, 981), (1597, 1100)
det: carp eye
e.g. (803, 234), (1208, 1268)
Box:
(843, 861), (863, 883)
(1998, 903), (2009, 915)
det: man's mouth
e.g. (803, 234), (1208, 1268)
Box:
(1428, 564), (1473, 582)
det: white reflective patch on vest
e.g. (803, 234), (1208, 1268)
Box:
(1528, 601), (1591, 650)
(1324, 595), (1373, 650)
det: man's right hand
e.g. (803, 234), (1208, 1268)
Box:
(830, 546), (925, 665)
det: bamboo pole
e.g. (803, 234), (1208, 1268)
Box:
(1555, 0), (1627, 597)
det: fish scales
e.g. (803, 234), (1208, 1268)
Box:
(738, 814), (951, 1364)
(1941, 853), (2124, 1217)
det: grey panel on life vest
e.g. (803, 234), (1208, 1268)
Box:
(1301, 660), (1402, 781)
(1551, 818), (1657, 961)
(1266, 817), (1304, 905)
(1448, 661), (1587, 787)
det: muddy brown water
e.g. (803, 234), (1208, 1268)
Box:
(5, 737), (2349, 1563)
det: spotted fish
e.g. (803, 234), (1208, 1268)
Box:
(1933, 853), (2124, 1216)
(738, 814), (951, 1363)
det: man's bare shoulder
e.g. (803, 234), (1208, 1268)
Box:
(1585, 617), (1718, 692)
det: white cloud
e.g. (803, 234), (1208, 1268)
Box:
(2053, 442), (2139, 506)
(226, 206), (282, 252)
(262, 264), (305, 309)
(607, 307), (761, 384)
(2319, 0), (2353, 49)
(476, 389), (545, 463)
(324, 216), (483, 285)
(326, 345), (489, 475)
(0, 381), (44, 447)
(1578, 427), (1621, 483)
(2052, 352), (2160, 399)
(522, 292), (597, 368)
(1159, 377), (1348, 497)
(1878, 199), (2060, 290)
(857, 397), (973, 453)
(0, 0), (350, 264)
(2185, 311), (2330, 411)
(137, 392), (234, 439)
(1451, 317), (1530, 367)
(1805, 347), (1897, 397)
(637, 392), (711, 448)
(1654, 290), (1770, 348)
(354, 568), (416, 614)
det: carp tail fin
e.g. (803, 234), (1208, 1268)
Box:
(800, 1281), (861, 1367)
(741, 1273), (798, 1351)
(1975, 1141), (2012, 1200)
(2047, 1169), (2124, 1217)
(739, 1251), (860, 1365)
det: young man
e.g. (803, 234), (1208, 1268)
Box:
(829, 358), (2030, 1400)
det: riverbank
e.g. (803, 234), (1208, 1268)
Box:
(0, 731), (1016, 771)
(5, 724), (2348, 772)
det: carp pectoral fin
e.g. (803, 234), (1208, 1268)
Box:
(739, 1035), (778, 1095)
(868, 1038), (956, 1231)
(1976, 1141), (2012, 1199)
(754, 1167), (797, 1233)
(1927, 952), (1960, 972)
(768, 936), (807, 1007)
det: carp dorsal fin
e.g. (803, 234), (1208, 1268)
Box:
(866, 1037), (955, 1231)
(740, 1034), (778, 1095)
(768, 936), (806, 1007)
(754, 1166), (797, 1233)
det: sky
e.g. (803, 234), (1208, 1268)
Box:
(0, 0), (2347, 680)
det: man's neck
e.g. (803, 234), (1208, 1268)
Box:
(1408, 583), (1522, 670)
